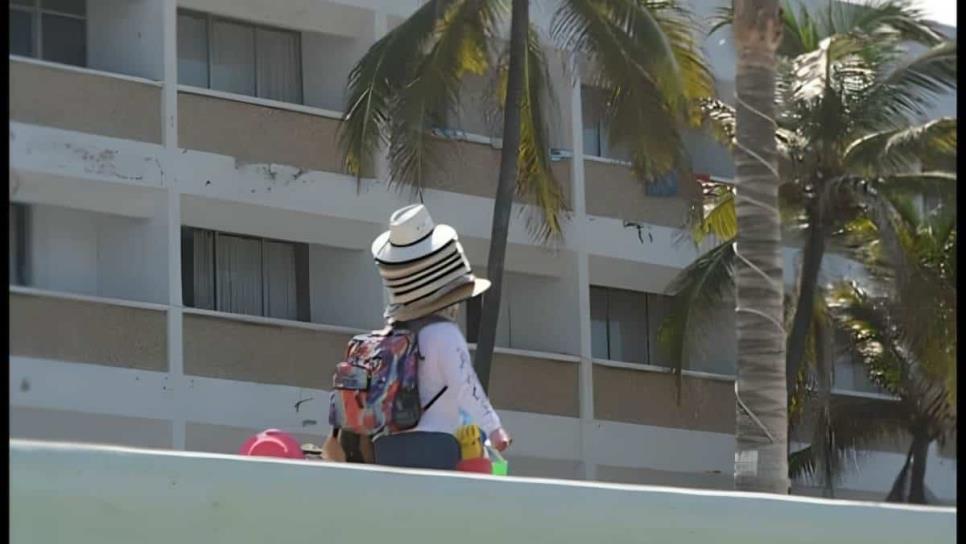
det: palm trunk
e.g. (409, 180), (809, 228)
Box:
(473, 0), (528, 391)
(786, 209), (826, 395)
(733, 0), (789, 494)
(908, 431), (931, 504)
(886, 447), (913, 502)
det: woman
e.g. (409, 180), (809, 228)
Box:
(366, 204), (511, 470)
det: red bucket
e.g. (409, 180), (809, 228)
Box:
(239, 429), (305, 460)
(456, 457), (493, 474)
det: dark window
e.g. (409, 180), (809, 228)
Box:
(9, 203), (29, 286)
(181, 227), (310, 321)
(177, 10), (303, 104)
(9, 0), (86, 67)
(590, 285), (673, 366)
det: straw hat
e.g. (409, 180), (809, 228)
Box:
(372, 204), (490, 322)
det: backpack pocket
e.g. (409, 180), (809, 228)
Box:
(333, 362), (369, 391)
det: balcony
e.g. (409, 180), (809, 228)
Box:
(592, 363), (734, 434)
(177, 89), (356, 176)
(424, 136), (573, 203)
(9, 288), (168, 371)
(180, 308), (580, 418)
(583, 159), (698, 229)
(9, 58), (162, 144)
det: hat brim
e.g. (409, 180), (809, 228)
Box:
(386, 277), (490, 322)
(371, 224), (458, 264)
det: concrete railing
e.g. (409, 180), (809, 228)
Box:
(11, 439), (955, 544)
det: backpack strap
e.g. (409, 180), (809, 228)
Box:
(394, 315), (452, 412)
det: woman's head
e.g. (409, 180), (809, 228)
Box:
(371, 204), (490, 322)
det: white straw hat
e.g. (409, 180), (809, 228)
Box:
(372, 204), (490, 322)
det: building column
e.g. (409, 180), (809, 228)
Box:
(161, 0), (186, 450)
(567, 54), (597, 481)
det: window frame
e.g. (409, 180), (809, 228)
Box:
(10, 0), (86, 65)
(591, 285), (673, 366)
(181, 226), (310, 322)
(177, 8), (304, 104)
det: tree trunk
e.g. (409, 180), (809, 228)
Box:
(732, 0), (789, 494)
(908, 431), (931, 504)
(886, 447), (913, 502)
(473, 0), (529, 391)
(786, 209), (826, 395)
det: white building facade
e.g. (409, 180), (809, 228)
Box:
(8, 0), (956, 502)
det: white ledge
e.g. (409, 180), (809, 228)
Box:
(10, 439), (956, 544)
(181, 306), (366, 336)
(9, 285), (169, 312)
(177, 84), (345, 121)
(584, 154), (632, 167)
(593, 358), (736, 382)
(9, 55), (163, 87)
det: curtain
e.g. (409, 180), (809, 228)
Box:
(210, 19), (256, 96)
(607, 288), (647, 364)
(41, 13), (84, 67)
(191, 229), (215, 310)
(177, 12), (208, 87)
(215, 234), (262, 316)
(646, 293), (673, 367)
(256, 27), (301, 103)
(263, 240), (298, 320)
(589, 286), (610, 360)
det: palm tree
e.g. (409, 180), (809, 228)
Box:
(660, 1), (954, 406)
(730, 0), (789, 494)
(339, 0), (712, 389)
(661, 0), (954, 493)
(792, 199), (956, 504)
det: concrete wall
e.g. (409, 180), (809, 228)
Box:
(87, 0), (164, 80)
(302, 31), (372, 112)
(27, 203), (167, 303)
(308, 244), (385, 330)
(10, 293), (167, 371)
(9, 59), (162, 143)
(177, 93), (352, 175)
(10, 440), (956, 544)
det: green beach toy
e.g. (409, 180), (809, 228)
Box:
(487, 445), (509, 476)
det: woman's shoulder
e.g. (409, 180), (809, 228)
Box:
(417, 319), (466, 347)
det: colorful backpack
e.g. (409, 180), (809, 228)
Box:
(328, 318), (447, 438)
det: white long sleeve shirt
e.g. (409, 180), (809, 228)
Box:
(408, 320), (503, 435)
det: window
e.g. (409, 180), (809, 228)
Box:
(9, 0), (86, 67)
(9, 203), (29, 286)
(581, 85), (607, 158)
(177, 10), (303, 104)
(590, 286), (673, 366)
(181, 228), (310, 321)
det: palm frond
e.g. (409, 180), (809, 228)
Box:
(691, 184), (736, 245)
(852, 40), (957, 131)
(340, 0), (463, 179)
(551, 0), (712, 181)
(492, 28), (570, 243)
(658, 240), (736, 401)
(790, 395), (908, 482)
(844, 118), (957, 175)
(387, 0), (503, 190)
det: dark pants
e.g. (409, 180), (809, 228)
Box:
(373, 431), (460, 470)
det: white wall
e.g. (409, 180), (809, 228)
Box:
(87, 0), (164, 80)
(10, 440), (956, 544)
(505, 270), (580, 355)
(302, 31), (372, 112)
(308, 244), (385, 330)
(28, 203), (167, 303)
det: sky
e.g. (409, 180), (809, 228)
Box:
(917, 0), (956, 27)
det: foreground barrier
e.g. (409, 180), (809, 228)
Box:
(11, 439), (955, 544)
